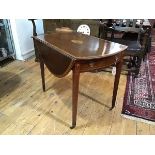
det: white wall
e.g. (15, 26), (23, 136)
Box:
(10, 19), (44, 60)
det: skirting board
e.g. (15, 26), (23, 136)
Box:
(22, 49), (35, 60)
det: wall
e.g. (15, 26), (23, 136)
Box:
(10, 19), (44, 60)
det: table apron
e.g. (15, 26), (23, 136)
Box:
(76, 53), (123, 72)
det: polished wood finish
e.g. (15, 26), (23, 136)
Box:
(33, 31), (127, 128)
(71, 63), (80, 129)
(111, 60), (123, 109)
(78, 52), (123, 72)
(34, 32), (127, 59)
(1, 59), (155, 134)
(40, 57), (45, 92)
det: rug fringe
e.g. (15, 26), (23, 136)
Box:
(121, 114), (155, 125)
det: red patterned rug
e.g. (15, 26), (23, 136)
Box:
(121, 30), (155, 124)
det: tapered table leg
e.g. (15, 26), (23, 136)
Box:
(70, 63), (80, 129)
(110, 61), (123, 110)
(40, 59), (45, 92)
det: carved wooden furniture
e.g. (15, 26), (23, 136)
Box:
(99, 19), (151, 75)
(33, 31), (127, 128)
(113, 24), (151, 75)
(28, 19), (40, 62)
(29, 19), (102, 62)
(99, 19), (151, 44)
(98, 19), (116, 40)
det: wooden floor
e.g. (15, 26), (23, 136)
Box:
(0, 59), (155, 135)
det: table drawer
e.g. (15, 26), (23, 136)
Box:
(79, 53), (122, 72)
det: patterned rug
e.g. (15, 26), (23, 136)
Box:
(121, 29), (155, 124)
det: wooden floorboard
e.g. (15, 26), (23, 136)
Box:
(0, 59), (154, 135)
